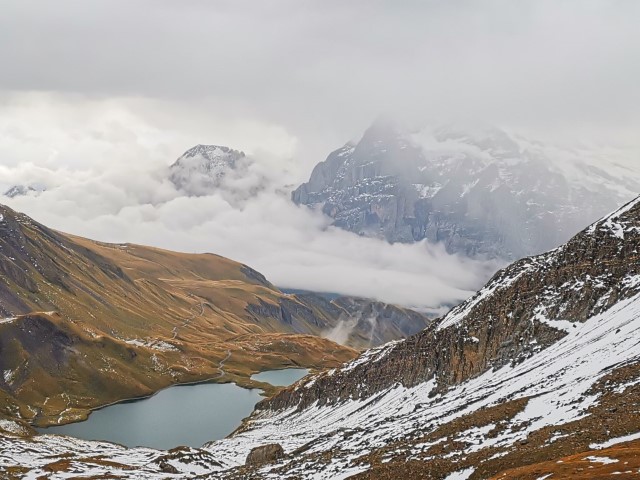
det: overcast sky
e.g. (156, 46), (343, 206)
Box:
(1, 1), (639, 309)
(2, 0), (640, 163)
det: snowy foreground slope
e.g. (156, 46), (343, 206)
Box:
(2, 197), (640, 479)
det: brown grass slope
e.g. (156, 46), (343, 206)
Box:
(0, 204), (356, 426)
(490, 439), (640, 479)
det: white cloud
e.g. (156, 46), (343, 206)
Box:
(5, 179), (494, 309)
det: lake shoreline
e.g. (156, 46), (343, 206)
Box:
(35, 367), (310, 450)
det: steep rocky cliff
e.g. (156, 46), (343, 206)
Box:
(262, 195), (640, 410)
(293, 120), (639, 260)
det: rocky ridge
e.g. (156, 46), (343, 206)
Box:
(261, 196), (640, 409)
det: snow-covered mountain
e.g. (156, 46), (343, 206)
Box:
(293, 120), (640, 260)
(169, 144), (249, 195)
(3, 184), (45, 198)
(168, 144), (273, 203)
(2, 193), (640, 478)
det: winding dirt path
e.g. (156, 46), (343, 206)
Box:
(217, 350), (232, 378)
(171, 298), (205, 340)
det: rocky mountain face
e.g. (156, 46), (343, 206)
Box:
(293, 120), (640, 260)
(262, 197), (640, 411)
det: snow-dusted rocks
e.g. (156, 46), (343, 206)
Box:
(169, 144), (247, 195)
(293, 120), (640, 260)
(169, 144), (268, 200)
(204, 194), (640, 478)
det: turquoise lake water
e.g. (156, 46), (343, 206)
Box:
(38, 368), (310, 449)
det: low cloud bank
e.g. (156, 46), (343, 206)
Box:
(1, 162), (495, 312)
(4, 180), (495, 310)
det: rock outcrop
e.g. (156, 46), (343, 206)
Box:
(245, 444), (285, 466)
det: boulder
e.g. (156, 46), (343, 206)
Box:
(245, 443), (285, 466)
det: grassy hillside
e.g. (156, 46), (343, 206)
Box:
(0, 205), (356, 426)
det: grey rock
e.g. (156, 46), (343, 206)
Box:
(169, 144), (247, 196)
(246, 443), (285, 466)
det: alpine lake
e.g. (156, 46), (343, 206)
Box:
(37, 368), (310, 449)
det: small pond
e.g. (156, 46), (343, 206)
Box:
(251, 368), (309, 386)
(38, 368), (309, 449)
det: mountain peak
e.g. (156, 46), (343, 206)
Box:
(292, 121), (640, 259)
(171, 144), (246, 172)
(360, 116), (403, 143)
(4, 184), (45, 199)
(169, 144), (248, 196)
(177, 144), (245, 163)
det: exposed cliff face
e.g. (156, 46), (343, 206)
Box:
(292, 120), (639, 260)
